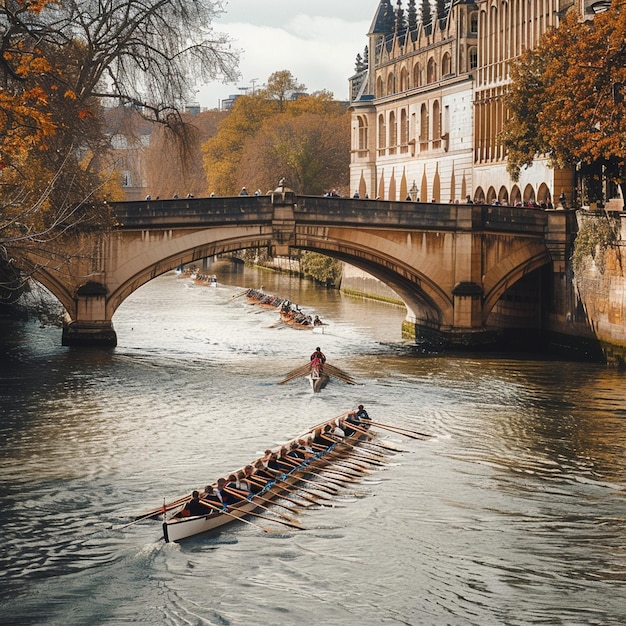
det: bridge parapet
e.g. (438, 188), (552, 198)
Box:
(112, 196), (274, 228)
(296, 197), (548, 234)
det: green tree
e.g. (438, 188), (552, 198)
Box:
(300, 252), (342, 286)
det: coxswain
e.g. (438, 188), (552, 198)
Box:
(183, 490), (213, 516)
(313, 315), (323, 326)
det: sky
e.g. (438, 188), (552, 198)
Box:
(195, 0), (381, 108)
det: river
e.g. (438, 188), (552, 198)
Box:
(1, 266), (625, 625)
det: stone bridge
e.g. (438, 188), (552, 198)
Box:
(23, 183), (577, 347)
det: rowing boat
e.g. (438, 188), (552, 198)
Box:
(278, 360), (356, 392)
(159, 415), (373, 542)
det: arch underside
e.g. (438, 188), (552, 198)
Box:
(482, 242), (552, 323)
(107, 228), (552, 334)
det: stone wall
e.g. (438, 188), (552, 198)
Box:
(339, 264), (404, 304)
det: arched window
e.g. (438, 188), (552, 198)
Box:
(420, 103), (429, 151)
(376, 76), (384, 98)
(442, 53), (451, 77)
(400, 108), (408, 152)
(412, 62), (421, 87)
(432, 100), (441, 149)
(470, 11), (478, 34)
(378, 113), (386, 155)
(387, 73), (395, 95)
(427, 57), (437, 83)
(400, 67), (409, 91)
(357, 116), (368, 155)
(389, 110), (397, 154)
(459, 46), (466, 73)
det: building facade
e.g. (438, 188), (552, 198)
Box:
(349, 0), (592, 206)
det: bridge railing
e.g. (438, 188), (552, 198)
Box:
(296, 197), (548, 234)
(111, 196), (274, 228)
(111, 195), (549, 236)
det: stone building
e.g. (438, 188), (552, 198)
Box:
(349, 0), (603, 207)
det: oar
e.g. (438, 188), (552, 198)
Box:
(317, 437), (386, 466)
(240, 508), (305, 531)
(230, 485), (302, 515)
(367, 420), (432, 439)
(135, 495), (191, 521)
(246, 477), (312, 508)
(276, 456), (352, 489)
(199, 499), (273, 533)
(277, 364), (311, 384)
(223, 487), (302, 525)
(324, 363), (357, 384)
(274, 467), (339, 495)
(231, 288), (251, 299)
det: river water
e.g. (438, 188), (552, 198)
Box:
(1, 266), (625, 625)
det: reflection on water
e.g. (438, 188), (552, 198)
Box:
(1, 268), (626, 625)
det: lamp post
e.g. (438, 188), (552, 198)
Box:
(409, 181), (419, 202)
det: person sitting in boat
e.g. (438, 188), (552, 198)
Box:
(332, 420), (346, 439)
(217, 477), (238, 506)
(242, 464), (264, 494)
(355, 404), (371, 429)
(286, 441), (306, 463)
(182, 490), (214, 517)
(224, 473), (249, 501)
(202, 485), (222, 506)
(313, 315), (323, 326)
(344, 408), (364, 436)
(297, 438), (315, 457)
(252, 459), (275, 484)
(310, 347), (326, 364)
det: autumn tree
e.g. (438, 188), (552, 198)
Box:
(1, 0), (237, 306)
(203, 84), (350, 196)
(259, 70), (306, 112)
(501, 1), (626, 201)
(143, 109), (228, 198)
(238, 110), (350, 195)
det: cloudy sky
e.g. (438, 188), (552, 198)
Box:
(196, 0), (381, 108)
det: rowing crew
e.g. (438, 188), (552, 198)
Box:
(177, 406), (371, 518)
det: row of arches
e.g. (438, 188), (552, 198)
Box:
(475, 182), (553, 206)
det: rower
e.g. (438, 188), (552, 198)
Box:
(356, 404), (371, 429)
(242, 465), (263, 494)
(202, 485), (222, 505)
(310, 347), (326, 363)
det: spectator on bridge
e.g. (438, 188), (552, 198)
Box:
(173, 193), (179, 199)
(465, 195), (474, 204)
(254, 189), (262, 196)
(353, 191), (360, 198)
(239, 187), (249, 196)
(145, 194), (151, 200)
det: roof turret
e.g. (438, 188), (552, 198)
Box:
(369, 0), (395, 35)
